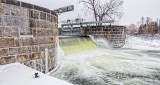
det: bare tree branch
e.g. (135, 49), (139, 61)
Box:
(80, 0), (124, 21)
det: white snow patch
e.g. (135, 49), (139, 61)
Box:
(0, 63), (73, 85)
(123, 35), (160, 50)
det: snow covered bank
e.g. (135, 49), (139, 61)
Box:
(123, 35), (160, 50)
(0, 63), (73, 85)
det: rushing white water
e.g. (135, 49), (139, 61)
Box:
(48, 44), (64, 74)
(95, 38), (111, 49)
(51, 36), (160, 85)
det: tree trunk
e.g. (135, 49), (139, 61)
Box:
(99, 16), (103, 21)
(93, 9), (97, 21)
(92, 0), (97, 21)
(98, 16), (103, 26)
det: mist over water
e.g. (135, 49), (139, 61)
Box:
(95, 38), (111, 49)
(51, 37), (160, 85)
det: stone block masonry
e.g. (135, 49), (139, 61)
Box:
(83, 26), (126, 48)
(0, 0), (58, 73)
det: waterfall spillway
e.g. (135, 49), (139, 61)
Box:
(51, 36), (160, 85)
(59, 36), (97, 55)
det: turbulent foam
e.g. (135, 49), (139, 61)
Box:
(51, 48), (160, 85)
(50, 36), (160, 85)
(95, 37), (111, 49)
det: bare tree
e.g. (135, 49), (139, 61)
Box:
(146, 17), (152, 25)
(156, 18), (160, 34)
(79, 0), (124, 21)
(127, 24), (137, 35)
(140, 17), (144, 25)
(0, 0), (2, 12)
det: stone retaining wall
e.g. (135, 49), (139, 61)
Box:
(0, 0), (58, 73)
(83, 26), (126, 48)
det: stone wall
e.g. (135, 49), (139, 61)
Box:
(0, 0), (58, 73)
(83, 26), (126, 48)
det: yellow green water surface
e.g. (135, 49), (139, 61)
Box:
(59, 37), (96, 55)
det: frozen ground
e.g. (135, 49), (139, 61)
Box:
(123, 35), (160, 50)
(0, 63), (73, 85)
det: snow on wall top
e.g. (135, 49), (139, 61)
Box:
(0, 63), (73, 85)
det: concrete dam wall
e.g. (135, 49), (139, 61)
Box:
(0, 0), (58, 73)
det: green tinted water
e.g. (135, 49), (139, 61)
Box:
(59, 37), (96, 55)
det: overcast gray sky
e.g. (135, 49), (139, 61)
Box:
(20, 0), (160, 25)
